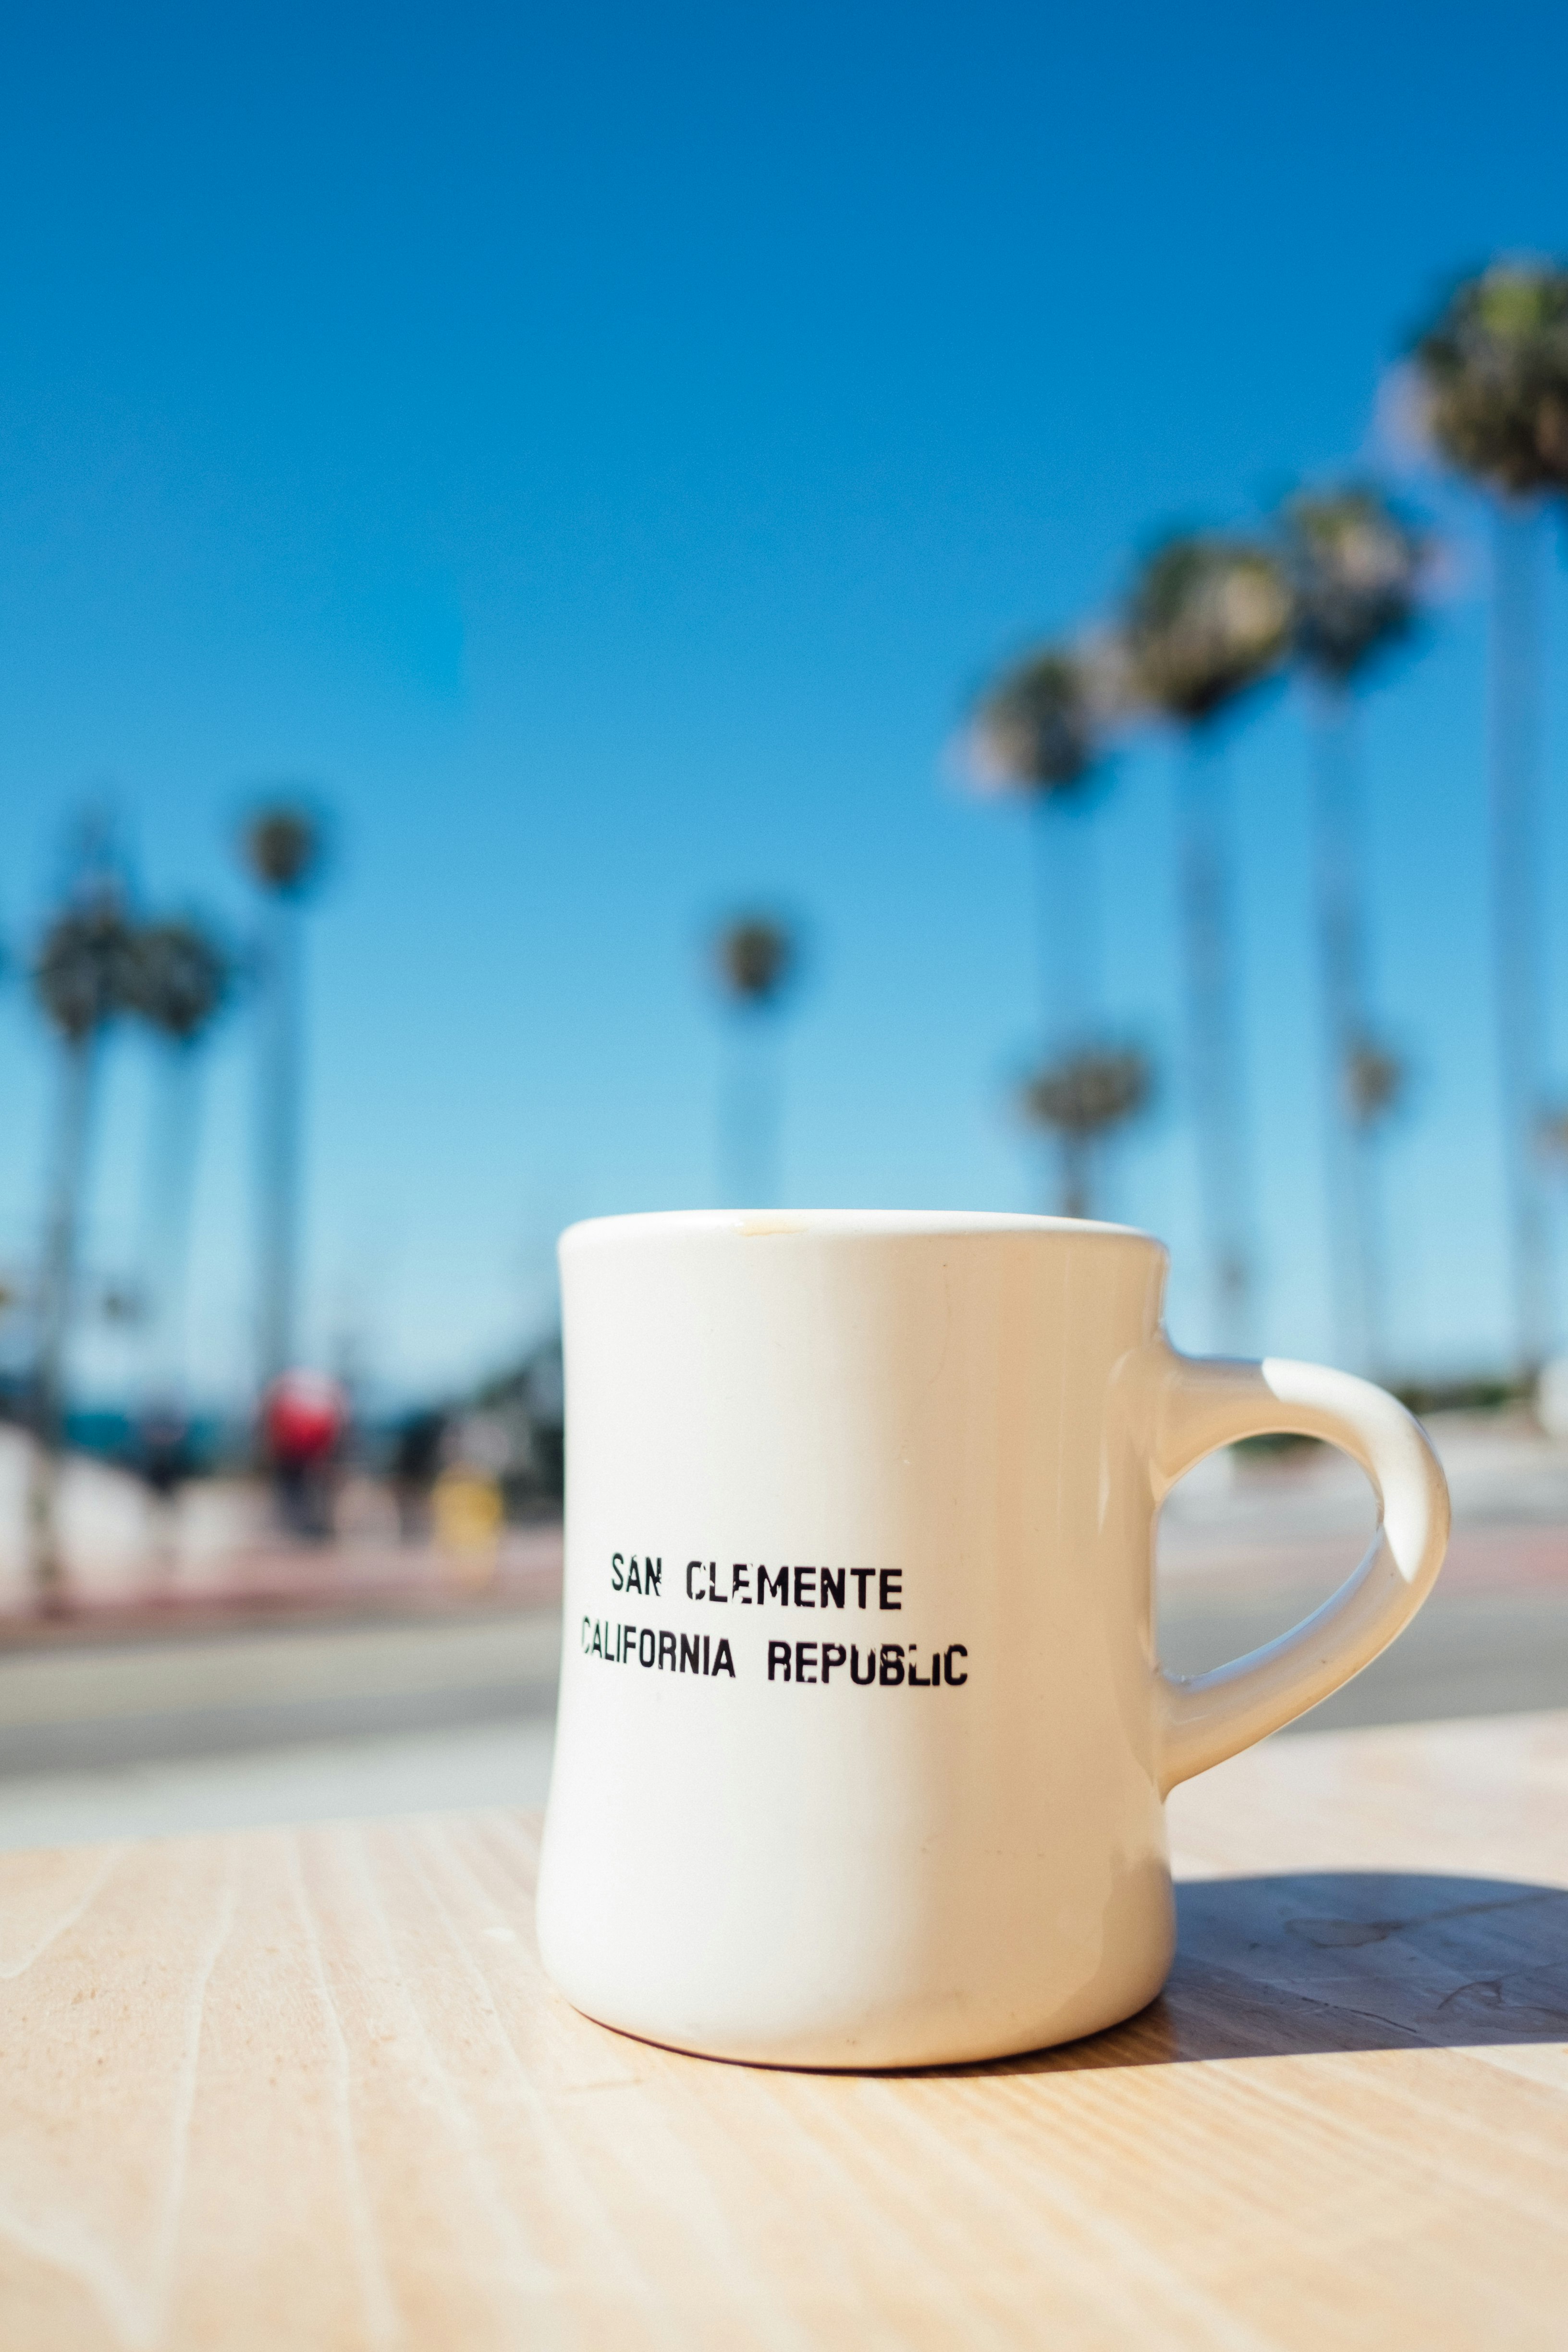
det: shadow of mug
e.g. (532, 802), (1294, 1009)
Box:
(946, 1873), (1568, 2076)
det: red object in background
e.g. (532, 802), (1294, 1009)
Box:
(262, 1370), (348, 1465)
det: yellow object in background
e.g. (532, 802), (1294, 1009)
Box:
(431, 1467), (503, 1577)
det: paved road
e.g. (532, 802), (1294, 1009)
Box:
(3, 1571), (1564, 1852)
(0, 1611), (563, 1850)
(0, 1717), (560, 1850)
(1160, 1588), (1568, 1729)
(0, 1611), (562, 1773)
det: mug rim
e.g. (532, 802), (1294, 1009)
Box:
(560, 1208), (1162, 1252)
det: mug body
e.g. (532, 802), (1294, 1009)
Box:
(536, 1209), (1174, 2069)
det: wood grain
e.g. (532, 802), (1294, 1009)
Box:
(2, 1712), (1567, 2350)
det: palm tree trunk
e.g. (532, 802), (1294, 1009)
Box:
(257, 894), (304, 1389)
(1308, 681), (1383, 1372)
(1033, 792), (1104, 1218)
(29, 1036), (98, 1608)
(1177, 734), (1255, 1354)
(1057, 1132), (1092, 1220)
(142, 1043), (204, 1401)
(1489, 502), (1551, 1377)
(1032, 792), (1100, 1050)
(719, 1011), (784, 1207)
(1348, 1094), (1391, 1384)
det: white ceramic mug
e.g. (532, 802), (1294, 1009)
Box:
(537, 1210), (1449, 2069)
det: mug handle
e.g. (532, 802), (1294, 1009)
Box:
(1149, 1349), (1451, 1793)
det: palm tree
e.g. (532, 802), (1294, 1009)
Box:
(1279, 486), (1427, 1375)
(127, 915), (233, 1404)
(1124, 532), (1293, 1353)
(970, 642), (1108, 1046)
(713, 914), (797, 1206)
(29, 881), (140, 1604)
(968, 640), (1148, 1213)
(1410, 258), (1568, 1376)
(1019, 1045), (1153, 1219)
(240, 800), (326, 1390)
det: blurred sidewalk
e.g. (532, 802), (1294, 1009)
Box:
(0, 1424), (563, 1633)
(1160, 1409), (1568, 1582)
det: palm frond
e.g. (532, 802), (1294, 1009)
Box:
(1280, 485), (1428, 683)
(715, 916), (795, 1006)
(1411, 258), (1568, 497)
(33, 902), (141, 1044)
(243, 802), (325, 895)
(1125, 535), (1292, 724)
(1021, 1045), (1152, 1139)
(969, 642), (1108, 796)
(129, 916), (233, 1044)
(1345, 1041), (1406, 1126)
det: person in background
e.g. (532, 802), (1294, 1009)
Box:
(389, 1407), (445, 1544)
(261, 1369), (348, 1541)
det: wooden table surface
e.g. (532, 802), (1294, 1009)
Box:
(3, 1711), (1567, 2351)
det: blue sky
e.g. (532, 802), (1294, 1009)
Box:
(3, 0), (1568, 1404)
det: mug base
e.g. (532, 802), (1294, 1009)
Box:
(548, 1959), (1173, 2074)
